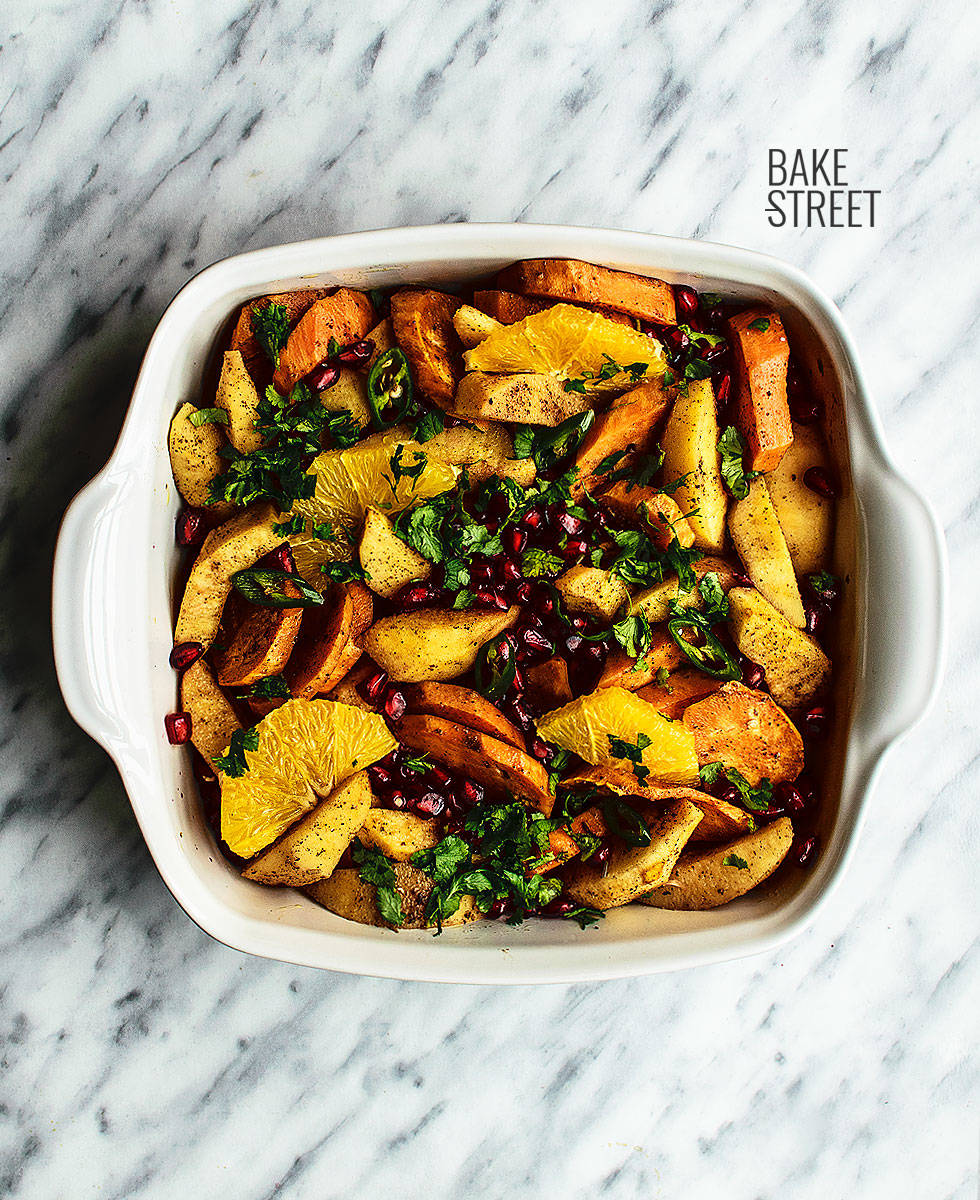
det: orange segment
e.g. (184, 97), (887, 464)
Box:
(535, 686), (699, 786)
(219, 699), (396, 858)
(463, 304), (665, 390)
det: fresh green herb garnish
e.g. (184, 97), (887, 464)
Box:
(401, 753), (433, 774)
(716, 425), (759, 501)
(807, 571), (839, 602)
(610, 612), (652, 661)
(748, 317), (771, 333)
(189, 407), (230, 428)
(724, 853), (750, 869)
(521, 548), (564, 578)
(409, 408), (445, 443)
(655, 666), (671, 687)
(383, 444), (429, 491)
(605, 447), (665, 490)
(699, 763), (775, 813)
(512, 411), (595, 471)
(230, 568), (324, 608)
(212, 726), (259, 778)
(250, 302), (291, 367)
(273, 514), (306, 537)
(245, 675), (291, 701)
(322, 409), (361, 449)
(592, 449), (630, 477)
(607, 732), (652, 786)
(319, 561), (369, 583)
(351, 842), (404, 927)
(562, 355), (649, 394)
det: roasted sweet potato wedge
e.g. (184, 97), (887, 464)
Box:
(597, 630), (685, 691)
(230, 288), (327, 386)
(681, 681), (804, 786)
(452, 371), (591, 426)
(561, 764), (753, 843)
(390, 289), (463, 408)
(525, 658), (574, 713)
(728, 308), (793, 473)
(495, 259), (676, 325)
(402, 682), (524, 750)
(213, 586), (305, 688)
(599, 483), (695, 549)
(273, 288), (375, 394)
(180, 659), (241, 765)
(397, 715), (554, 814)
(286, 585), (355, 700)
(472, 289), (634, 328)
(571, 379), (671, 497)
(636, 667), (724, 720)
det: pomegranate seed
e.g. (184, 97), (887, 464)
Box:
(522, 628), (554, 658)
(431, 766), (451, 787)
(790, 391), (822, 424)
(803, 467), (837, 499)
(530, 737), (551, 763)
(511, 662), (525, 693)
(474, 589), (499, 608)
(383, 689), (406, 722)
(359, 669), (389, 704)
(662, 326), (690, 356)
(720, 786), (740, 807)
(795, 835), (818, 867)
(741, 659), (766, 689)
(807, 575), (840, 607)
(716, 373), (731, 405)
(803, 705), (828, 737)
(580, 642), (607, 667)
(462, 779), (485, 807)
(486, 491), (511, 519)
(169, 642), (203, 671)
(308, 364), (340, 391)
(542, 897), (575, 917)
(470, 563), (494, 586)
(398, 584), (437, 608)
(675, 286), (699, 316)
(805, 603), (828, 636)
(564, 633), (583, 654)
(415, 791), (445, 818)
(775, 782), (804, 812)
(592, 840), (612, 867)
(505, 527), (528, 556)
(499, 558), (522, 584)
(795, 776), (817, 807)
(368, 764), (393, 789)
(272, 543), (297, 573)
(507, 697), (532, 730)
(484, 519), (499, 536)
(175, 508), (205, 547)
(522, 508), (543, 531)
(556, 512), (582, 536)
(702, 343), (727, 366)
(336, 338), (374, 365)
(515, 581), (534, 604)
(564, 538), (588, 559)
(445, 817), (466, 836)
(532, 590), (555, 617)
(487, 899), (512, 920)
(164, 712), (192, 745)
(389, 790), (407, 810)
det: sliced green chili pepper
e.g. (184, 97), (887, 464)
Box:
(367, 348), (414, 429)
(230, 568), (324, 608)
(474, 634), (516, 701)
(666, 615), (741, 680)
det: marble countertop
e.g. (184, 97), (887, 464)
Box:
(1, 1), (976, 1196)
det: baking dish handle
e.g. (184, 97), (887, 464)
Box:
(858, 464), (947, 750)
(52, 471), (144, 748)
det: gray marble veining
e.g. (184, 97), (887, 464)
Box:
(1, 1), (977, 1197)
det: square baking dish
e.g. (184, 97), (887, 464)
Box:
(52, 224), (946, 982)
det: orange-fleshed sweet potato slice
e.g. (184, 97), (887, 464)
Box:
(562, 764), (752, 843)
(285, 585), (355, 700)
(599, 483), (695, 550)
(402, 683), (525, 750)
(681, 681), (803, 786)
(728, 309), (793, 473)
(570, 379), (672, 497)
(598, 630), (685, 691)
(495, 259), (676, 326)
(230, 288), (327, 387)
(390, 289), (463, 408)
(472, 289), (634, 328)
(348, 581), (374, 640)
(273, 288), (375, 394)
(636, 668), (724, 720)
(397, 715), (554, 815)
(213, 589), (305, 688)
(525, 658), (574, 713)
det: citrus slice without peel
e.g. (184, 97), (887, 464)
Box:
(463, 304), (665, 389)
(536, 686), (699, 786)
(220, 699), (396, 859)
(285, 428), (458, 585)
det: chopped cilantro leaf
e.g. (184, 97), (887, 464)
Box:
(748, 317), (771, 332)
(189, 407), (229, 428)
(521, 548), (564, 578)
(716, 425), (758, 501)
(250, 302), (291, 367)
(607, 732), (652, 786)
(245, 675), (291, 701)
(212, 726), (259, 777)
(724, 853), (750, 870)
(351, 842), (404, 926)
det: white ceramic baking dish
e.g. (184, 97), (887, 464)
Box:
(52, 224), (946, 983)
